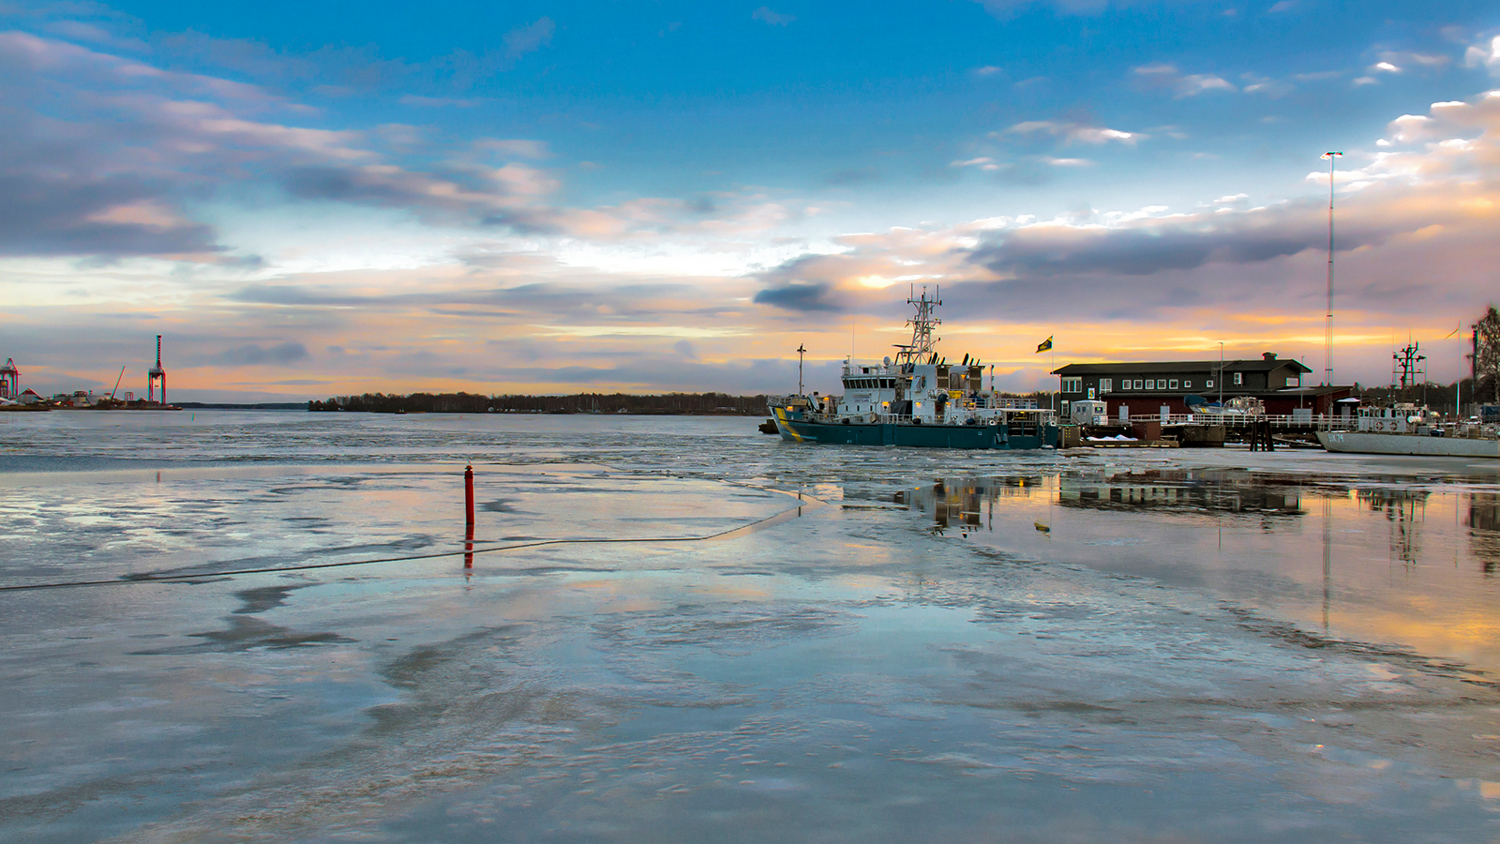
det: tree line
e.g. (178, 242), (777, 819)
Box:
(309, 391), (772, 415)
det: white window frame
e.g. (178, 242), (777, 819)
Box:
(1169, 379), (1179, 389)
(1061, 377), (1082, 394)
(1100, 378), (1112, 393)
(1205, 379), (1214, 388)
(1233, 372), (1243, 386)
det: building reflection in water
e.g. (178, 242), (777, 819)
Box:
(1467, 493), (1500, 575)
(1057, 469), (1304, 518)
(893, 469), (1308, 536)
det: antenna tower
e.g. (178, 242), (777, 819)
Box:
(1391, 340), (1425, 391)
(893, 285), (941, 368)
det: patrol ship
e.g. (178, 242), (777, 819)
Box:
(768, 288), (1059, 449)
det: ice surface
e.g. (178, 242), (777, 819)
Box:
(1, 412), (1499, 842)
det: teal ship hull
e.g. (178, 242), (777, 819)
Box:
(771, 407), (1058, 450)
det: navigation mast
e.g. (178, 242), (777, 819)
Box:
(893, 285), (941, 368)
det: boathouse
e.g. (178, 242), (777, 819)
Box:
(1053, 354), (1353, 417)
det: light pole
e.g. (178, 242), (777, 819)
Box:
(796, 344), (807, 395)
(1321, 151), (1342, 386)
(1218, 341), (1224, 406)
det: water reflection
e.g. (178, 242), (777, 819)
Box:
(894, 470), (1307, 535)
(889, 470), (1500, 678)
(1059, 469), (1304, 516)
(892, 477), (1042, 535)
(1357, 488), (1430, 567)
(1469, 493), (1500, 575)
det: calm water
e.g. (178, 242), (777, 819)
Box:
(2, 411), (1499, 842)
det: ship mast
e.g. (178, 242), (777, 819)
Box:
(893, 285), (941, 368)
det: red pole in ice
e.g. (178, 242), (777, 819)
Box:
(464, 465), (475, 526)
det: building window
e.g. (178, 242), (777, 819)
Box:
(1169, 379), (1179, 389)
(1134, 380), (1143, 389)
(1233, 372), (1243, 386)
(1206, 379), (1214, 388)
(1061, 377), (1082, 393)
(1285, 377), (1299, 387)
(1100, 378), (1112, 393)
(1184, 380), (1192, 388)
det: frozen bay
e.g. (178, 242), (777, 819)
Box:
(2, 412), (1499, 842)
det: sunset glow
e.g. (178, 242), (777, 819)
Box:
(3, 2), (1499, 400)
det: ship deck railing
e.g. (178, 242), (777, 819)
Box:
(1116, 413), (1489, 433)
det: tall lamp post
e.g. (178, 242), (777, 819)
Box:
(1321, 151), (1342, 387)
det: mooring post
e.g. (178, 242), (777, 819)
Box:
(464, 522), (475, 569)
(465, 465), (475, 526)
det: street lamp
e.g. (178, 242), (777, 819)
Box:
(1321, 151), (1343, 387)
(1219, 341), (1224, 406)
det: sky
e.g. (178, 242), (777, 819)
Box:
(2, 0), (1498, 401)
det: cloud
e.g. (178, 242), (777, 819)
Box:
(967, 206), (1340, 278)
(1001, 120), (1142, 145)
(0, 30), (568, 259)
(399, 94), (482, 108)
(952, 156), (1003, 171)
(753, 282), (840, 312)
(752, 7), (796, 26)
(1466, 36), (1500, 75)
(1240, 72), (1294, 98)
(1133, 63), (1236, 97)
(209, 342), (310, 367)
(825, 167), (880, 186)
(972, 0), (1110, 19)
(502, 17), (554, 63)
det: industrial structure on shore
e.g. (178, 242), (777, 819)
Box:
(0, 336), (178, 410)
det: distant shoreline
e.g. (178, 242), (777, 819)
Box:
(307, 392), (772, 416)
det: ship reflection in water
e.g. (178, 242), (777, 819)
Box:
(894, 469), (1500, 676)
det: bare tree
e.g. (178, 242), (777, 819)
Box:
(1475, 306), (1500, 404)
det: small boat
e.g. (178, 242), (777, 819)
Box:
(767, 288), (1059, 450)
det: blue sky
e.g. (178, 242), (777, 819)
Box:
(2, 1), (1499, 399)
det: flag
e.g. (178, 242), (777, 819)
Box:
(1036, 336), (1053, 353)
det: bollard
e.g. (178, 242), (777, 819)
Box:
(464, 523), (474, 569)
(465, 465), (475, 526)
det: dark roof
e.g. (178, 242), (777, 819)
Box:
(1052, 358), (1313, 376)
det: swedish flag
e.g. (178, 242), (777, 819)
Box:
(1035, 336), (1053, 354)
